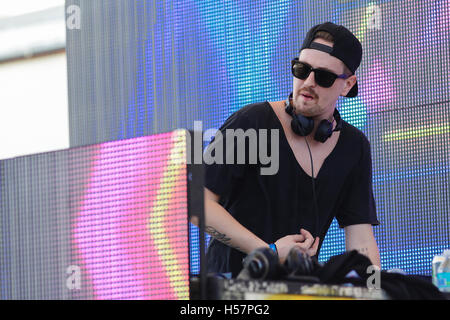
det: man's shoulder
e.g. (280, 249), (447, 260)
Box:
(341, 120), (370, 146)
(233, 101), (272, 117)
(220, 101), (273, 129)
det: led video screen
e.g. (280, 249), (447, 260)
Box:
(66, 0), (449, 275)
(0, 130), (192, 299)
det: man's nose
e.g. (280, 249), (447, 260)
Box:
(303, 71), (317, 87)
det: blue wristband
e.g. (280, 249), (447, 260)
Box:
(269, 243), (278, 255)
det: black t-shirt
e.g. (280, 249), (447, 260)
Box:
(204, 101), (379, 277)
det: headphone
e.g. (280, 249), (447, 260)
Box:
(284, 93), (342, 143)
(284, 247), (321, 279)
(240, 247), (281, 280)
(238, 247), (321, 281)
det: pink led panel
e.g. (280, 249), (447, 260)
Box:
(69, 130), (189, 299)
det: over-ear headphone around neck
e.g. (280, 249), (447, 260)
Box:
(284, 93), (342, 143)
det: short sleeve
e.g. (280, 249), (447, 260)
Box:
(336, 135), (380, 228)
(204, 110), (252, 196)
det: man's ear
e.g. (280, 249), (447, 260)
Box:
(341, 75), (357, 96)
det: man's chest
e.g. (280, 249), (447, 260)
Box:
(267, 100), (342, 178)
(285, 132), (340, 178)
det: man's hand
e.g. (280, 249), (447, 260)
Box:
(274, 228), (320, 263)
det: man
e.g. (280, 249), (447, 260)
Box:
(202, 22), (380, 277)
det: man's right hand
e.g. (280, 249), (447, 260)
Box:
(274, 228), (320, 263)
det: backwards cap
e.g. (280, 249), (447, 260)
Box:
(300, 22), (362, 97)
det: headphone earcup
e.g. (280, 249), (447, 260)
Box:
(242, 247), (280, 280)
(314, 119), (333, 143)
(284, 247), (315, 276)
(285, 95), (314, 137)
(291, 114), (314, 137)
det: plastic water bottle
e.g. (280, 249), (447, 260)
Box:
(432, 252), (445, 287)
(436, 249), (450, 292)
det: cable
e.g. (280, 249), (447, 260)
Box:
(304, 136), (320, 238)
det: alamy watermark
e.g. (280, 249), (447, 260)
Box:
(366, 265), (381, 290)
(66, 5), (81, 30)
(66, 265), (81, 290)
(185, 121), (280, 176)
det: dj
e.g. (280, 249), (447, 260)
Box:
(202, 22), (380, 277)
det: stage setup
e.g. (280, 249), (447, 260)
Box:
(0, 0), (449, 301)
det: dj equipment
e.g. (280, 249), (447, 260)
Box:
(206, 276), (389, 300)
(213, 249), (389, 300)
(212, 249), (446, 300)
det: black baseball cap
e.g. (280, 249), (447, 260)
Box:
(300, 22), (362, 98)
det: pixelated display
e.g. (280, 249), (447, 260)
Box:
(66, 0), (449, 276)
(0, 130), (191, 299)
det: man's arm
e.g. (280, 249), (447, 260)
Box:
(344, 224), (381, 268)
(190, 187), (320, 262)
(202, 187), (268, 254)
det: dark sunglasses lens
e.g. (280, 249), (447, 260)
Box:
(292, 61), (338, 88)
(292, 62), (311, 80)
(314, 69), (337, 88)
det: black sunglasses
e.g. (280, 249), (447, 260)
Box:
(291, 58), (349, 88)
